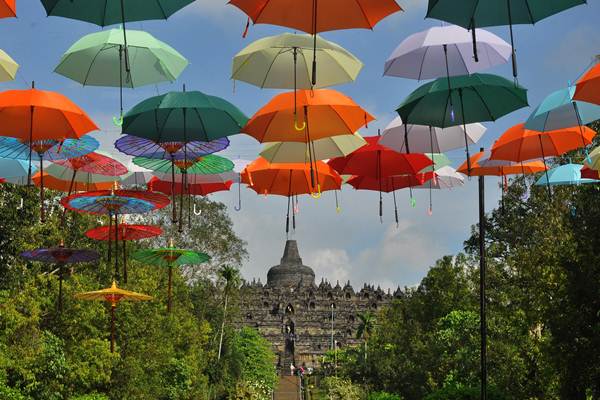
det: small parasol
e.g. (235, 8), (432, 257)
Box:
(74, 281), (152, 353)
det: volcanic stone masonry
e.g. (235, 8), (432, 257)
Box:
(237, 240), (402, 372)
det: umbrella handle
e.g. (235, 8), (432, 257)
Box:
(410, 197), (416, 208)
(294, 119), (306, 131)
(310, 184), (321, 199)
(193, 203), (202, 216)
(17, 198), (23, 210)
(113, 115), (124, 127)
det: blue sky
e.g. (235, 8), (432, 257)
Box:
(2, 1), (600, 289)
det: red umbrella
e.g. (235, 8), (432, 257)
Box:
(581, 166), (600, 180)
(148, 176), (233, 196)
(85, 224), (162, 283)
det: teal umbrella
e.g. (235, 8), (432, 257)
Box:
(535, 163), (599, 186)
(396, 73), (528, 169)
(55, 28), (188, 123)
(426, 0), (586, 78)
(0, 159), (38, 183)
(122, 90), (248, 143)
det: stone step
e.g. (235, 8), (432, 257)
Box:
(274, 376), (301, 400)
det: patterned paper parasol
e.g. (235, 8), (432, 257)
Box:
(0, 135), (99, 161)
(114, 134), (229, 160)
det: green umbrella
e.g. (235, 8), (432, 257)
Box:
(426, 0), (586, 78)
(55, 28), (188, 123)
(232, 32), (363, 90)
(132, 242), (209, 312)
(122, 90), (248, 143)
(396, 73), (528, 170)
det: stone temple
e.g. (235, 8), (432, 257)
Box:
(238, 240), (395, 371)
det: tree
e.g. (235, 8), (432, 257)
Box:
(356, 311), (376, 362)
(217, 265), (241, 361)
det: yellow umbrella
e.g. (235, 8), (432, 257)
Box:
(75, 281), (152, 352)
(259, 133), (367, 163)
(0, 49), (18, 82)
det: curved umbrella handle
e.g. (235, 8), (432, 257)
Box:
(113, 114), (124, 127)
(336, 205), (341, 214)
(410, 197), (416, 208)
(16, 197), (23, 210)
(234, 204), (242, 211)
(294, 119), (306, 132)
(193, 203), (202, 216)
(310, 184), (321, 199)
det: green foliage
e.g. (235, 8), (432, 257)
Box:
(367, 391), (403, 400)
(318, 376), (364, 400)
(423, 385), (506, 400)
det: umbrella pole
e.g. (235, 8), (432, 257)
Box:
(538, 135), (552, 198)
(235, 174), (242, 211)
(311, 0), (318, 86)
(114, 214), (119, 282)
(471, 18), (479, 62)
(110, 303), (116, 353)
(429, 126), (435, 215)
(39, 155), (45, 223)
(478, 172), (487, 400)
(167, 266), (173, 313)
(392, 178), (399, 227)
(404, 123), (411, 153)
(506, 0), (517, 79)
(58, 264), (63, 313)
(572, 102), (590, 154)
(60, 170), (77, 227)
(123, 241), (127, 284)
(27, 88), (34, 185)
(118, 45), (124, 123)
(286, 170), (292, 236)
(459, 89), (472, 174)
(108, 214), (112, 263)
(293, 196), (297, 230)
(119, 0), (130, 73)
(179, 176), (185, 233)
(171, 155), (177, 224)
(304, 106), (316, 189)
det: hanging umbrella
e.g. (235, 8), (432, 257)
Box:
(573, 61), (600, 105)
(74, 281), (152, 353)
(581, 166), (600, 180)
(122, 90), (248, 142)
(0, 49), (18, 82)
(148, 177), (233, 196)
(421, 153), (452, 172)
(0, 0), (15, 18)
(0, 85), (98, 195)
(414, 166), (465, 189)
(229, 0), (401, 85)
(85, 224), (162, 283)
(259, 133), (367, 163)
(21, 242), (99, 311)
(131, 242), (209, 312)
(535, 163), (598, 186)
(55, 28), (189, 124)
(33, 172), (114, 192)
(230, 158), (252, 211)
(384, 25), (511, 79)
(583, 145), (600, 172)
(241, 157), (342, 234)
(115, 135), (229, 160)
(0, 135), (99, 161)
(396, 73), (528, 170)
(62, 190), (169, 282)
(380, 116), (486, 154)
(0, 159), (38, 183)
(232, 32), (363, 89)
(426, 0), (586, 78)
(458, 151), (547, 177)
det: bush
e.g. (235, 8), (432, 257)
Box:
(368, 391), (403, 400)
(424, 386), (507, 400)
(320, 377), (364, 400)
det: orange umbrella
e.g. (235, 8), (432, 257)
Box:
(32, 173), (114, 192)
(243, 89), (374, 143)
(490, 123), (596, 162)
(573, 61), (600, 105)
(241, 157), (341, 234)
(458, 151), (547, 177)
(0, 0), (15, 18)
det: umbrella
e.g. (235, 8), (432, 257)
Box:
(230, 158), (252, 211)
(0, 0), (15, 18)
(115, 135), (229, 160)
(384, 25), (511, 79)
(0, 135), (99, 161)
(74, 281), (152, 353)
(421, 153), (452, 172)
(573, 61), (600, 105)
(229, 0), (401, 85)
(148, 177), (233, 196)
(583, 146), (600, 172)
(426, 0), (586, 78)
(581, 166), (600, 180)
(122, 90), (248, 142)
(259, 133), (367, 163)
(328, 136), (432, 219)
(0, 159), (38, 182)
(379, 116), (486, 154)
(62, 190), (169, 281)
(241, 157), (342, 234)
(55, 28), (189, 123)
(0, 85), (98, 191)
(85, 224), (162, 283)
(21, 242), (99, 311)
(458, 151), (547, 177)
(535, 163), (598, 186)
(232, 32), (363, 89)
(33, 172), (114, 192)
(131, 241), (209, 312)
(414, 166), (465, 189)
(0, 49), (18, 82)
(396, 73), (528, 170)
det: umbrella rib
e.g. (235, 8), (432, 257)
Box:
(472, 87), (495, 121)
(417, 46), (431, 81)
(260, 47), (287, 88)
(524, 0), (535, 23)
(354, 0), (374, 29)
(80, 47), (111, 87)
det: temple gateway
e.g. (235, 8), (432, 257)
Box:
(237, 240), (396, 371)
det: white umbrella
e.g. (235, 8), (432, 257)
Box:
(384, 25), (511, 80)
(414, 166), (465, 190)
(380, 116), (486, 154)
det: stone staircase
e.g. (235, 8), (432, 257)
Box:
(274, 375), (301, 400)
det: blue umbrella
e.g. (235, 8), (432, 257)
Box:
(0, 135), (99, 161)
(526, 87), (600, 131)
(535, 163), (599, 186)
(0, 158), (38, 182)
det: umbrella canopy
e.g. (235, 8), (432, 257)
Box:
(44, 163), (117, 184)
(259, 133), (367, 163)
(54, 151), (129, 176)
(40, 0), (194, 26)
(379, 116), (486, 153)
(229, 0), (402, 34)
(115, 135), (229, 160)
(133, 155), (234, 175)
(0, 88), (98, 141)
(414, 166), (465, 189)
(583, 146), (600, 171)
(148, 177), (233, 196)
(457, 151), (547, 176)
(0, 48), (18, 81)
(525, 87), (600, 132)
(421, 153), (452, 172)
(61, 190), (169, 216)
(328, 137), (433, 178)
(581, 166), (600, 180)
(573, 61), (600, 105)
(241, 157), (341, 196)
(232, 33), (363, 89)
(384, 25), (511, 79)
(154, 171), (238, 184)
(122, 90), (248, 142)
(244, 89), (375, 142)
(396, 73), (528, 129)
(0, 0), (15, 18)
(33, 172), (115, 192)
(347, 174), (432, 193)
(535, 163), (598, 186)
(0, 159), (38, 180)
(0, 135), (99, 161)
(491, 123), (596, 162)
(85, 224), (162, 242)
